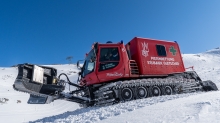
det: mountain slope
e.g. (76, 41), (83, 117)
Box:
(0, 48), (220, 123)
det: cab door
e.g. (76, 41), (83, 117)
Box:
(96, 46), (125, 83)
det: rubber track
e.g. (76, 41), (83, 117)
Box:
(93, 78), (202, 106)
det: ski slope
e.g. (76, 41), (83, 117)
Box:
(0, 48), (220, 123)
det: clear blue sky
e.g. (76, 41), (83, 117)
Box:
(0, 0), (220, 67)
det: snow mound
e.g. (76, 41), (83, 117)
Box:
(31, 93), (201, 123)
(204, 47), (220, 55)
(100, 91), (220, 123)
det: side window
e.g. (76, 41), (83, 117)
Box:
(156, 45), (167, 56)
(99, 48), (119, 62)
(99, 47), (120, 71)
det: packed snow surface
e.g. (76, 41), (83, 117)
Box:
(0, 49), (220, 123)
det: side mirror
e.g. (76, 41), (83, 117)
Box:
(78, 71), (82, 75)
(77, 60), (85, 69)
(77, 61), (81, 69)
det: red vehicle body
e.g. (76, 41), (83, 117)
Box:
(80, 37), (185, 86)
(13, 37), (218, 106)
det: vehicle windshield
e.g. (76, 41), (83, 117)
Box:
(81, 49), (96, 77)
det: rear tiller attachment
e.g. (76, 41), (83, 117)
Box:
(13, 63), (90, 105)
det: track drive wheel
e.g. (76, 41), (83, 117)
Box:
(121, 87), (133, 101)
(163, 86), (173, 95)
(136, 86), (148, 99)
(151, 86), (161, 96)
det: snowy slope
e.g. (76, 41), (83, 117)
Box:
(183, 48), (220, 87)
(99, 91), (220, 123)
(0, 48), (220, 123)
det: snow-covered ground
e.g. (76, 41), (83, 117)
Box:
(0, 48), (220, 123)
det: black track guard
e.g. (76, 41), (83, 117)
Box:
(201, 80), (218, 91)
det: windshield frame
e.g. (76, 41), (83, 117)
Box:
(81, 49), (96, 77)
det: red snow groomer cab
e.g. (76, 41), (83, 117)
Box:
(13, 37), (218, 106)
(80, 37), (185, 86)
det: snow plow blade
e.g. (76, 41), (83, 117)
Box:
(13, 63), (65, 104)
